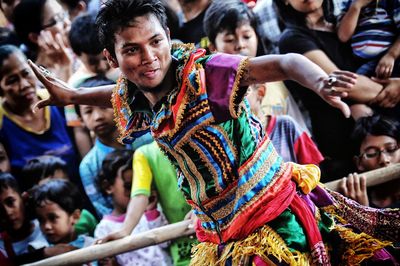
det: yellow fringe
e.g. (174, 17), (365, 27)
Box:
(190, 225), (309, 266)
(333, 225), (392, 266)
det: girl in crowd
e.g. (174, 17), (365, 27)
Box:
(95, 149), (172, 266)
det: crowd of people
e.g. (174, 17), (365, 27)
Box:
(0, 0), (398, 265)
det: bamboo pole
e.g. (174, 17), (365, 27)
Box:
(24, 164), (400, 266)
(325, 163), (400, 191)
(23, 220), (195, 266)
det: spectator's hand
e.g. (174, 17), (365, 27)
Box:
(184, 210), (198, 231)
(339, 173), (369, 206)
(318, 70), (357, 118)
(43, 244), (77, 257)
(146, 190), (158, 211)
(28, 60), (77, 110)
(370, 77), (400, 108)
(36, 31), (73, 81)
(375, 53), (395, 79)
(95, 229), (130, 245)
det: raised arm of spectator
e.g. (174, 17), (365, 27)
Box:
(28, 60), (114, 109)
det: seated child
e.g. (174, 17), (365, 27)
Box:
(22, 155), (98, 236)
(0, 172), (48, 265)
(337, 0), (400, 78)
(340, 114), (400, 209)
(77, 76), (127, 218)
(32, 179), (97, 264)
(94, 149), (172, 266)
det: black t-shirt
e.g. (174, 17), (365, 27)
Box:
(177, 8), (209, 49)
(279, 27), (358, 178)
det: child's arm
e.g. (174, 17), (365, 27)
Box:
(336, 0), (370, 42)
(375, 37), (400, 78)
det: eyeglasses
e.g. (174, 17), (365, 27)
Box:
(42, 11), (69, 29)
(360, 145), (399, 160)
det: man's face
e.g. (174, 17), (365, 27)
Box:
(107, 14), (172, 92)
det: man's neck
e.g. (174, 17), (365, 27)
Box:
(181, 0), (210, 22)
(141, 64), (176, 108)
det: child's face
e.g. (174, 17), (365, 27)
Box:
(0, 143), (11, 173)
(110, 167), (132, 214)
(356, 135), (400, 172)
(0, 52), (38, 107)
(212, 23), (258, 57)
(79, 53), (110, 76)
(79, 106), (116, 138)
(0, 187), (25, 231)
(36, 200), (78, 244)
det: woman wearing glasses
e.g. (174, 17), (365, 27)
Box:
(339, 114), (400, 209)
(12, 0), (72, 82)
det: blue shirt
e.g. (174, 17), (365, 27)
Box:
(79, 139), (115, 218)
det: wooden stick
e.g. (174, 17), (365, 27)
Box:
(24, 164), (400, 266)
(23, 220), (195, 266)
(325, 163), (400, 191)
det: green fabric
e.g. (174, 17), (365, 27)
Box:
(74, 209), (98, 236)
(138, 141), (197, 266)
(268, 208), (334, 253)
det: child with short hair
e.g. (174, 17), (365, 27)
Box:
(77, 76), (127, 218)
(0, 172), (48, 265)
(32, 179), (97, 264)
(22, 155), (98, 236)
(95, 149), (172, 266)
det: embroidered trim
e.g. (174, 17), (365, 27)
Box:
(229, 57), (249, 119)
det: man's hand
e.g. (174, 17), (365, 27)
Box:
(317, 70), (357, 118)
(28, 60), (77, 110)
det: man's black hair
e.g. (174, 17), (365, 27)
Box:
(32, 179), (83, 214)
(69, 11), (103, 56)
(96, 0), (168, 59)
(204, 0), (258, 45)
(74, 75), (115, 117)
(352, 114), (400, 154)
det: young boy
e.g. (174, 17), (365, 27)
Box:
(77, 76), (126, 218)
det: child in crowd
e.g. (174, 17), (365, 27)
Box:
(22, 155), (98, 236)
(337, 0), (400, 78)
(77, 76), (126, 218)
(247, 83), (324, 164)
(95, 149), (172, 266)
(340, 114), (400, 209)
(0, 173), (48, 265)
(203, 0), (310, 132)
(0, 44), (79, 192)
(32, 179), (97, 264)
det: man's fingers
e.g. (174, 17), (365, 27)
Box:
(28, 60), (48, 84)
(33, 98), (51, 111)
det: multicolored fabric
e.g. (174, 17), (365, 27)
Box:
(112, 44), (398, 265)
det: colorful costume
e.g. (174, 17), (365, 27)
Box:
(112, 44), (399, 265)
